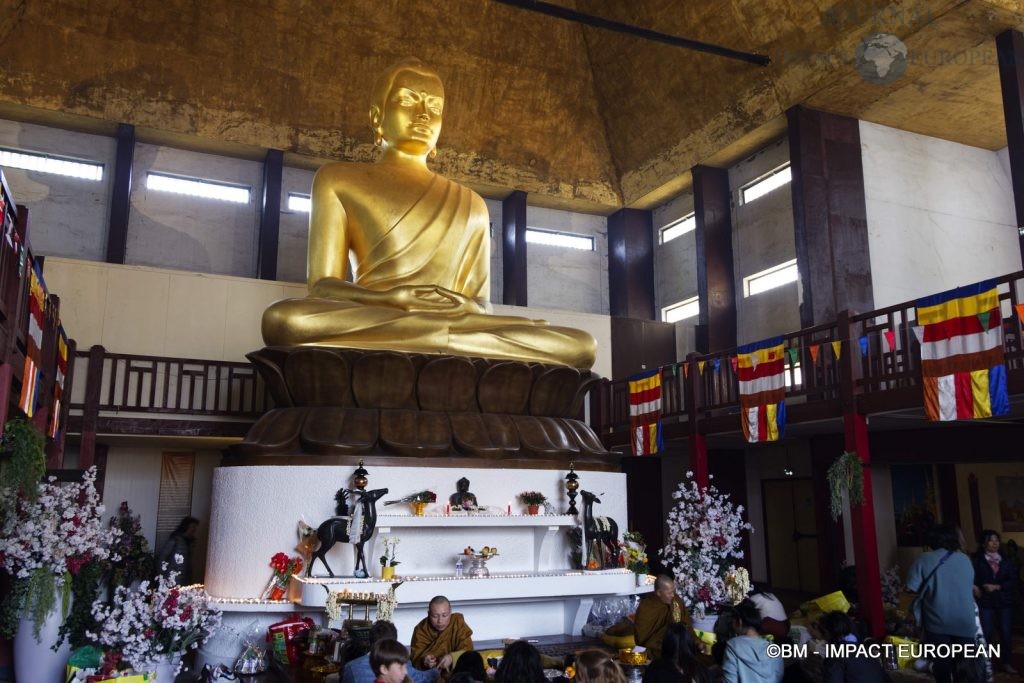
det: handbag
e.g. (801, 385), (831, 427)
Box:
(909, 550), (954, 625)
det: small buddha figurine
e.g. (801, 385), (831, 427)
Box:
(449, 477), (478, 510)
(261, 58), (596, 369)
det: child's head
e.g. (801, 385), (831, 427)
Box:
(816, 611), (855, 643)
(730, 599), (763, 635)
(370, 638), (408, 683)
(574, 649), (626, 683)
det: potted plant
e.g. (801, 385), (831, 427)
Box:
(0, 465), (120, 683)
(517, 491), (547, 515)
(622, 531), (649, 585)
(378, 536), (400, 579)
(88, 564), (222, 680)
(660, 472), (753, 624)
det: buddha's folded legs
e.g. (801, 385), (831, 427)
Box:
(262, 298), (596, 368)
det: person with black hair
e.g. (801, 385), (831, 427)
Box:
(721, 599), (783, 683)
(815, 611), (889, 683)
(495, 640), (545, 683)
(343, 620), (440, 683)
(370, 639), (409, 683)
(155, 515), (198, 584)
(643, 622), (711, 683)
(904, 524), (976, 683)
(971, 529), (1018, 674)
(450, 650), (487, 683)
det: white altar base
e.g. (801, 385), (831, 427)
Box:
(201, 464), (635, 669)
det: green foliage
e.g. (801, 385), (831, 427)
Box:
(58, 561), (106, 650)
(827, 450), (866, 521)
(0, 568), (68, 642)
(0, 417), (45, 505)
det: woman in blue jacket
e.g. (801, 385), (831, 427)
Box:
(972, 529), (1018, 674)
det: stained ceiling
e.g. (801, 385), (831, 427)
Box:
(0, 0), (1022, 213)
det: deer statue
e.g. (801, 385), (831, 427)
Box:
(307, 487), (389, 578)
(579, 490), (619, 570)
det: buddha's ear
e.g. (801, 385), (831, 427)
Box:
(369, 105), (383, 146)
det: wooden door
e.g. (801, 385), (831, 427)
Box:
(763, 479), (820, 593)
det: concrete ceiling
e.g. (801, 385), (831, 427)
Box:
(0, 0), (1022, 213)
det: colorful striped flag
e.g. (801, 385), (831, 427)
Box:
(18, 259), (45, 417)
(916, 279), (1008, 421)
(737, 337), (786, 443)
(627, 368), (663, 456)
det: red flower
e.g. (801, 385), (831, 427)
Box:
(712, 535), (727, 547)
(697, 586), (712, 603)
(181, 604), (193, 620)
(270, 552), (290, 572)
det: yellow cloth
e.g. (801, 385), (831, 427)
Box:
(633, 595), (692, 658)
(410, 613), (475, 670)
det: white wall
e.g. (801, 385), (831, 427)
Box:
(277, 166), (316, 284)
(126, 143), (262, 277)
(861, 122), (1021, 307)
(526, 206), (609, 315)
(0, 118), (115, 261)
(729, 139), (800, 345)
(652, 192), (697, 318)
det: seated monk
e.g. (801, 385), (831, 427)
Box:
(262, 58), (596, 369)
(634, 575), (692, 659)
(410, 595), (474, 672)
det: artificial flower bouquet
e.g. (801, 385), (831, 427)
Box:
(379, 536), (400, 568)
(660, 472), (753, 618)
(517, 491), (547, 505)
(0, 466), (120, 641)
(263, 552), (304, 601)
(107, 502), (153, 590)
(621, 530), (649, 575)
(88, 561), (222, 675)
(384, 489), (437, 505)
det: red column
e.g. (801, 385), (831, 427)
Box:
(685, 352), (709, 488)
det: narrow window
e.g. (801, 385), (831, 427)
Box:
(740, 164), (791, 204)
(525, 228), (594, 251)
(0, 147), (104, 181)
(744, 259), (798, 296)
(659, 212), (696, 243)
(146, 172), (250, 204)
(287, 192), (311, 213)
(662, 296), (699, 323)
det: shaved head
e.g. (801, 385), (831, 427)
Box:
(428, 595), (450, 609)
(654, 575), (676, 605)
(655, 575), (674, 591)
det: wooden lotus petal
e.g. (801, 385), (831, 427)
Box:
(246, 348), (294, 407)
(512, 416), (578, 457)
(352, 352), (417, 409)
(449, 412), (519, 458)
(284, 348), (352, 407)
(529, 366), (582, 417)
(417, 356), (478, 412)
(233, 408), (304, 455)
(300, 407), (378, 455)
(379, 409), (451, 457)
(559, 418), (609, 459)
(478, 361), (532, 414)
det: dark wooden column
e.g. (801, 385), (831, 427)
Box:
(78, 345), (105, 470)
(997, 29), (1024, 265)
(105, 123), (135, 264)
(502, 190), (528, 306)
(692, 165), (736, 353)
(788, 106), (873, 327)
(607, 208), (654, 319)
(257, 149), (284, 281)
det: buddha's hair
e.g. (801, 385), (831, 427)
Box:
(369, 58), (442, 128)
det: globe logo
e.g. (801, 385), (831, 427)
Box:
(854, 33), (909, 84)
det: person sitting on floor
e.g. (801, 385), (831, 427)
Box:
(643, 622), (712, 683)
(574, 649), (627, 683)
(370, 639), (411, 683)
(496, 641), (546, 683)
(748, 587), (790, 640)
(449, 650), (487, 683)
(343, 620), (440, 683)
(815, 611), (889, 683)
(410, 595), (474, 673)
(634, 575), (693, 659)
(721, 599), (784, 683)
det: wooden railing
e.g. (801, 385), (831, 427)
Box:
(597, 270), (1024, 435)
(69, 348), (271, 417)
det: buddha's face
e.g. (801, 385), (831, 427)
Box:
(379, 69), (444, 155)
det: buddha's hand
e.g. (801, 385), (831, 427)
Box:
(388, 285), (486, 315)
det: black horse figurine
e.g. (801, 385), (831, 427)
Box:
(580, 490), (619, 570)
(308, 487), (388, 578)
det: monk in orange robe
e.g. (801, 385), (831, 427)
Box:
(634, 575), (693, 658)
(410, 596), (474, 672)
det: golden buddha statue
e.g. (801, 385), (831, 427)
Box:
(262, 59), (596, 369)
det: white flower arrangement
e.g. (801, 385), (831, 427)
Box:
(660, 472), (754, 619)
(88, 560), (222, 672)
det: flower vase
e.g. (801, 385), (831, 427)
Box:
(268, 583), (286, 600)
(692, 612), (719, 635)
(14, 597), (71, 683)
(152, 652), (183, 682)
(381, 565), (396, 580)
(412, 501), (427, 516)
(527, 504), (539, 515)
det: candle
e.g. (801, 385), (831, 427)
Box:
(507, 501), (512, 515)
(445, 503), (451, 516)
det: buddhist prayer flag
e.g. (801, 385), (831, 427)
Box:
(19, 259), (45, 417)
(831, 341), (842, 359)
(859, 336), (869, 357)
(698, 360), (706, 374)
(916, 279), (1008, 421)
(627, 368), (663, 456)
(736, 337), (786, 443)
(809, 344), (820, 363)
(49, 327), (68, 438)
(883, 330), (896, 353)
(1015, 303), (1024, 321)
